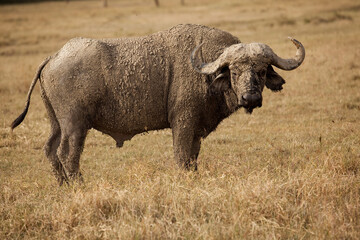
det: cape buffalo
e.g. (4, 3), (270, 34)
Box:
(11, 24), (305, 185)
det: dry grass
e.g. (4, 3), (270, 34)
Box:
(1, 0), (360, 239)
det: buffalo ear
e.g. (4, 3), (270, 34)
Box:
(265, 65), (286, 92)
(210, 71), (230, 94)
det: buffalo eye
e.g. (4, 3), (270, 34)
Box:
(231, 72), (238, 78)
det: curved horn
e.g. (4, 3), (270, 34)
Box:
(270, 37), (305, 70)
(190, 43), (229, 75)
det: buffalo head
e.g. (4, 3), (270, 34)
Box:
(191, 37), (305, 113)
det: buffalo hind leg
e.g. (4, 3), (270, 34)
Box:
(44, 125), (68, 185)
(57, 125), (88, 181)
(41, 89), (68, 185)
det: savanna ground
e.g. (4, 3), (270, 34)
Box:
(0, 0), (359, 239)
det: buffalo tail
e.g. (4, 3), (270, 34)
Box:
(10, 56), (51, 130)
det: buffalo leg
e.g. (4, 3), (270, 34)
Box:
(57, 125), (87, 181)
(41, 89), (68, 185)
(171, 120), (199, 171)
(44, 125), (68, 185)
(190, 136), (201, 171)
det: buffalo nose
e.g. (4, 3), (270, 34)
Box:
(242, 93), (262, 107)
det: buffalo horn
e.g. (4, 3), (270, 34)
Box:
(270, 37), (305, 70)
(190, 43), (230, 75)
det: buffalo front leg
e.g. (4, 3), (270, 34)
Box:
(171, 121), (200, 171)
(190, 136), (201, 171)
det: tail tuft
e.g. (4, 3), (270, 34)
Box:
(10, 101), (29, 130)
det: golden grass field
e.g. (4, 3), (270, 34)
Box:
(1, 0), (359, 238)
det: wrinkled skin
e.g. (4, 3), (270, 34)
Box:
(11, 24), (304, 185)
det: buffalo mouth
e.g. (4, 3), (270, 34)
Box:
(240, 105), (259, 114)
(244, 106), (255, 114)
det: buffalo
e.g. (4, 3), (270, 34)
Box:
(11, 24), (305, 185)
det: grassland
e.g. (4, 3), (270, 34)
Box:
(1, 0), (360, 239)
